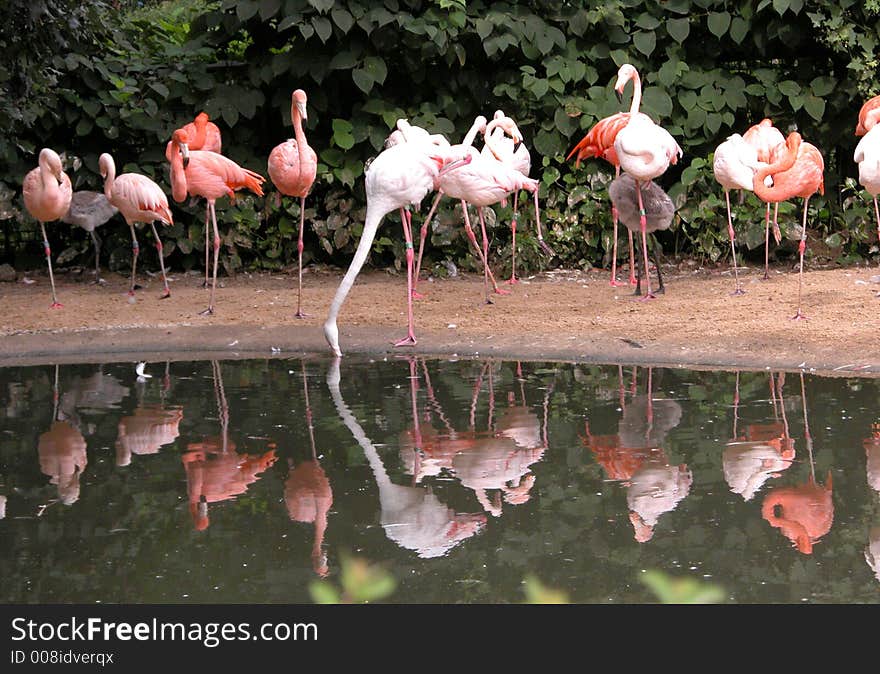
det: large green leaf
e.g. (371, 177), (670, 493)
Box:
(707, 12), (731, 38)
(666, 18), (690, 43)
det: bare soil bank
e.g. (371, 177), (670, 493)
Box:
(1, 260), (879, 376)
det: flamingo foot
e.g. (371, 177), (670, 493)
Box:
(199, 307), (215, 316)
(49, 302), (63, 309)
(506, 276), (520, 285)
(127, 290), (135, 297)
(609, 279), (626, 287)
(411, 290), (426, 300)
(730, 288), (746, 296)
(635, 293), (657, 302)
(393, 334), (417, 347)
(160, 290), (171, 299)
(790, 310), (808, 321)
(294, 310), (310, 319)
(493, 287), (511, 296)
(762, 272), (771, 281)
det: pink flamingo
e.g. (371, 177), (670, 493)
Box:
(180, 112), (222, 153)
(743, 118), (786, 279)
(417, 117), (540, 304)
(98, 152), (174, 298)
(166, 128), (266, 314)
(568, 64), (649, 287)
(323, 135), (472, 357)
(268, 89), (318, 318)
(856, 95), (880, 136)
(854, 125), (880, 287)
(612, 71), (683, 300)
(411, 115), (510, 298)
(753, 132), (825, 320)
(712, 133), (763, 294)
(481, 110), (553, 284)
(22, 148), (73, 308)
(178, 113), (222, 287)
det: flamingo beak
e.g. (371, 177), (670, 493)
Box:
(615, 90), (623, 104)
(296, 100), (308, 122)
(180, 142), (190, 169)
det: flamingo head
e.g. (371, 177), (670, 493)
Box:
(39, 148), (65, 183)
(98, 153), (113, 180)
(195, 111), (210, 126)
(614, 63), (639, 99)
(172, 129), (191, 168)
(292, 89), (308, 122)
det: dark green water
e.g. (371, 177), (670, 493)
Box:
(1, 356), (878, 604)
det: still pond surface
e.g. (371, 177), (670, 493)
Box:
(1, 355), (879, 604)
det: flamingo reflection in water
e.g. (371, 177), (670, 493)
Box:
(284, 361), (333, 577)
(327, 358), (486, 559)
(760, 373), (833, 555)
(863, 423), (880, 582)
(38, 365), (88, 507)
(582, 366), (691, 543)
(398, 359), (550, 518)
(58, 365), (129, 436)
(182, 361), (277, 531)
(722, 372), (796, 501)
(116, 362), (183, 467)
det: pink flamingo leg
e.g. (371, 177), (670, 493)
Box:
(38, 222), (62, 309)
(150, 222), (171, 299)
(634, 181), (656, 301)
(725, 189), (745, 295)
(203, 206), (211, 288)
(874, 197), (880, 298)
(609, 165), (624, 287)
(461, 203), (507, 299)
(394, 208), (418, 347)
(201, 200), (220, 315)
(412, 191), (443, 299)
(476, 206), (507, 304)
(127, 223), (140, 296)
(791, 197), (810, 321)
(627, 229), (637, 286)
(763, 202), (771, 280)
(295, 195), (309, 318)
(507, 191), (520, 285)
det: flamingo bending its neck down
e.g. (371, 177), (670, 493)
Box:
(612, 77), (682, 300)
(854, 124), (880, 291)
(323, 139), (472, 357)
(268, 89), (318, 318)
(712, 133), (764, 295)
(568, 63), (650, 287)
(22, 148), (73, 308)
(98, 153), (174, 298)
(856, 95), (880, 136)
(753, 132), (824, 320)
(742, 118), (786, 279)
(166, 129), (265, 315)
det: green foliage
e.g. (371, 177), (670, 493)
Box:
(522, 574), (570, 604)
(309, 554), (397, 604)
(640, 570), (726, 604)
(2, 0), (880, 276)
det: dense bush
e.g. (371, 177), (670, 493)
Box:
(2, 0), (879, 278)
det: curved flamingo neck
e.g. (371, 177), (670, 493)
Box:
(292, 100), (308, 154)
(167, 140), (189, 203)
(462, 117), (486, 148)
(101, 156), (116, 202)
(753, 133), (802, 201)
(628, 70), (642, 115)
(193, 115), (208, 149)
(483, 119), (507, 160)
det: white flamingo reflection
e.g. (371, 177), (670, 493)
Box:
(38, 365), (88, 506)
(327, 358), (486, 559)
(723, 372), (796, 501)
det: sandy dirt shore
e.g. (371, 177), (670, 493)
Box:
(1, 258), (879, 375)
